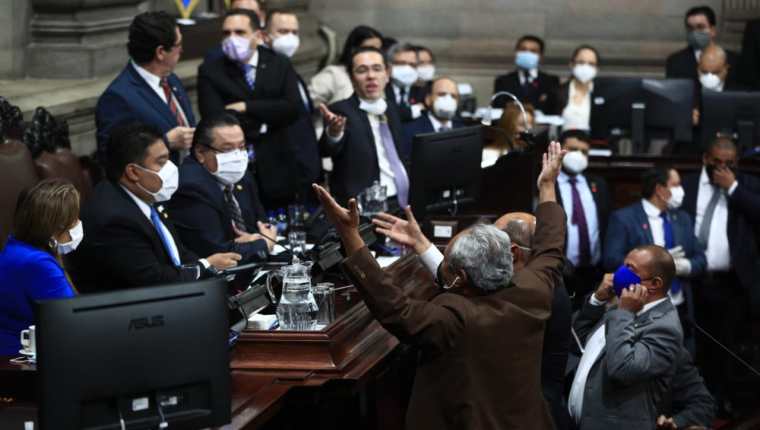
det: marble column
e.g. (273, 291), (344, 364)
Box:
(26, 0), (146, 79)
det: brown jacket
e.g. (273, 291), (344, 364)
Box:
(342, 201), (567, 430)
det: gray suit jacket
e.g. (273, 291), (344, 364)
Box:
(660, 347), (716, 428)
(572, 298), (683, 430)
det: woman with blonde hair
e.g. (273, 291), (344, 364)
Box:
(0, 179), (79, 355)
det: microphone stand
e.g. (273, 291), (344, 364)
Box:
(483, 91), (536, 149)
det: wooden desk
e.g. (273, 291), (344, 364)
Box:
(0, 254), (436, 430)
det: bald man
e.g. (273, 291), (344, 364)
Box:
(401, 76), (464, 159)
(697, 44), (743, 92)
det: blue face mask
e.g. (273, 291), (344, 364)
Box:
(515, 51), (540, 70)
(612, 265), (641, 297)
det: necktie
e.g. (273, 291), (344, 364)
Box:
(150, 206), (180, 267)
(242, 63), (256, 90)
(224, 186), (248, 233)
(160, 78), (187, 127)
(660, 211), (681, 294)
(378, 115), (409, 207)
(569, 177), (591, 266)
(399, 87), (409, 109)
(697, 185), (722, 248)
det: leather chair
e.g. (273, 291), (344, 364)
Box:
(0, 141), (40, 249)
(34, 149), (93, 202)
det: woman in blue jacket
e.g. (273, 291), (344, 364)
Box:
(0, 179), (80, 356)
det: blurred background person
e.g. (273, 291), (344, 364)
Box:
(556, 45), (599, 131)
(482, 102), (535, 167)
(0, 179), (78, 355)
(401, 76), (463, 159)
(493, 35), (559, 113)
(386, 42), (424, 122)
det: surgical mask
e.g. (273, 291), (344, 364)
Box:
(214, 149), (249, 186)
(687, 30), (711, 50)
(359, 97), (387, 116)
(699, 72), (722, 91)
(515, 51), (539, 70)
(271, 33), (299, 58)
(391, 64), (419, 87)
(572, 64), (597, 84)
(417, 64), (436, 81)
(222, 35), (254, 63)
(562, 150), (588, 175)
(56, 220), (84, 255)
(613, 265), (641, 297)
(667, 185), (685, 210)
(135, 161), (179, 202)
(432, 94), (458, 120)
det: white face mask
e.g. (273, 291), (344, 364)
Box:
(222, 35), (254, 63)
(271, 33), (299, 58)
(572, 64), (597, 84)
(359, 97), (388, 116)
(214, 149), (249, 185)
(135, 161), (179, 202)
(562, 150), (588, 175)
(417, 64), (436, 82)
(432, 94), (458, 120)
(391, 64), (419, 87)
(56, 220), (84, 255)
(699, 72), (722, 91)
(667, 185), (685, 210)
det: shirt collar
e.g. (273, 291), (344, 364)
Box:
(520, 68), (539, 81)
(247, 48), (259, 67)
(558, 170), (585, 184)
(641, 198), (663, 217)
(120, 184), (152, 219)
(132, 60), (163, 90)
(699, 166), (710, 185)
(638, 296), (669, 316)
(427, 111), (451, 131)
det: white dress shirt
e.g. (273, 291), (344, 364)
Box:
(419, 244), (445, 276)
(561, 81), (593, 131)
(427, 112), (452, 132)
(392, 84), (422, 119)
(131, 60), (189, 126)
(518, 68), (539, 85)
(568, 296), (670, 423)
(641, 199), (665, 247)
(694, 167), (736, 271)
(121, 185), (181, 264)
(558, 170), (601, 266)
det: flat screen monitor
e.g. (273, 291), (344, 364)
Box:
(409, 125), (483, 222)
(36, 279), (231, 430)
(701, 90), (760, 152)
(643, 78), (694, 144)
(589, 77), (643, 140)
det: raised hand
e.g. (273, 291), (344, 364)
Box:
(537, 140), (566, 188)
(319, 103), (347, 138)
(312, 184), (364, 254)
(372, 207), (431, 254)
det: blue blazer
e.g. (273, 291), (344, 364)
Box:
(602, 201), (706, 277)
(167, 157), (269, 263)
(401, 113), (464, 161)
(95, 62), (196, 161)
(0, 237), (74, 355)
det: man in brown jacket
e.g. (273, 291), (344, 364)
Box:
(312, 141), (567, 430)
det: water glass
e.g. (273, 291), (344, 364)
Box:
(312, 283), (336, 328)
(288, 230), (307, 255)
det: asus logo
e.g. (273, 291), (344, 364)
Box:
(128, 315), (165, 331)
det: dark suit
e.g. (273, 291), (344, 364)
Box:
(386, 84), (424, 123)
(659, 347), (716, 428)
(493, 70), (560, 113)
(69, 181), (201, 293)
(665, 46), (739, 83)
(289, 72), (322, 206)
(197, 46), (301, 209)
(738, 19), (760, 90)
(401, 113), (464, 161)
(320, 94), (407, 206)
(167, 157), (268, 263)
(96, 62), (196, 162)
(342, 202), (566, 430)
(543, 280), (572, 430)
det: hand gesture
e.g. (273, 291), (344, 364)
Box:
(372, 207), (431, 254)
(225, 101), (246, 113)
(319, 103), (347, 138)
(206, 252), (242, 269)
(166, 126), (195, 150)
(537, 140), (566, 188)
(313, 184), (364, 254)
(593, 273), (615, 302)
(619, 283), (648, 314)
(656, 415), (678, 430)
(712, 166), (736, 190)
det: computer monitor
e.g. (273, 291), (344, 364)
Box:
(590, 77), (694, 152)
(701, 90), (760, 152)
(409, 125), (483, 223)
(36, 279), (231, 430)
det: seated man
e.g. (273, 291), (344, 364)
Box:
(568, 246), (683, 429)
(411, 45), (436, 101)
(493, 35), (559, 113)
(401, 76), (463, 159)
(313, 142), (567, 429)
(168, 112), (276, 263)
(656, 347), (716, 430)
(692, 44), (746, 127)
(70, 123), (240, 292)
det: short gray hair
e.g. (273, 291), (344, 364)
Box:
(387, 42), (417, 62)
(448, 224), (514, 291)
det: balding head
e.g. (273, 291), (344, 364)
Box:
(698, 44), (729, 88)
(624, 245), (675, 302)
(494, 212), (536, 270)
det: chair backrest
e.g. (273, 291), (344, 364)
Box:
(0, 141), (40, 249)
(35, 149), (93, 202)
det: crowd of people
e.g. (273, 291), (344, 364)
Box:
(1, 1), (760, 429)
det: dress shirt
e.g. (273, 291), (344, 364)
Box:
(641, 199), (665, 247)
(518, 68), (539, 85)
(561, 81), (592, 131)
(558, 170), (601, 266)
(392, 84), (423, 119)
(419, 244), (444, 276)
(694, 167), (736, 271)
(568, 296), (669, 422)
(131, 60), (189, 126)
(427, 112), (452, 132)
(246, 49), (259, 86)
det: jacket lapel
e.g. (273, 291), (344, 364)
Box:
(113, 183), (175, 265)
(126, 63), (177, 127)
(634, 203), (655, 243)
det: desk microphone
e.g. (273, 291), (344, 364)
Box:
(682, 316), (760, 378)
(483, 91), (536, 149)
